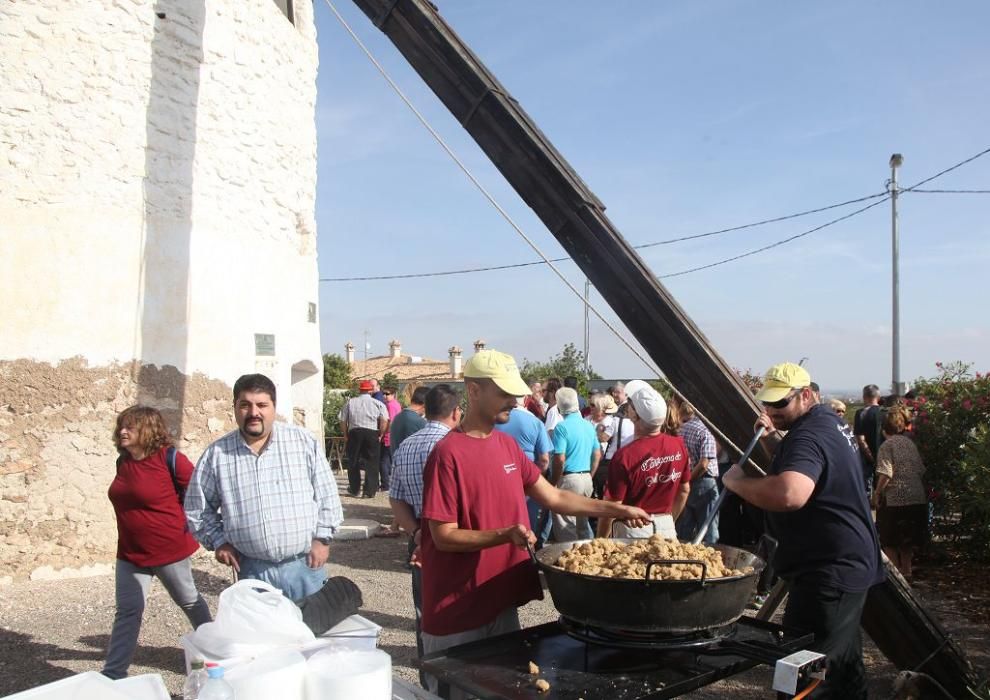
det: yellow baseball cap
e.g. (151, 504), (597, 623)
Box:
(755, 362), (812, 403)
(463, 349), (531, 397)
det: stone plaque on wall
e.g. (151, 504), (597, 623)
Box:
(254, 333), (275, 356)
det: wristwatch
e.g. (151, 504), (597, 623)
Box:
(314, 537), (331, 546)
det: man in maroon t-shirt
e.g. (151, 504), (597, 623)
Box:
(597, 380), (691, 539)
(419, 350), (648, 699)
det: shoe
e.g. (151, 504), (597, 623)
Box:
(747, 593), (768, 611)
(346, 490), (360, 498)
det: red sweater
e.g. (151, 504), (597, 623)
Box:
(107, 447), (199, 567)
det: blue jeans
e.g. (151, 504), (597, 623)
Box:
(675, 476), (720, 544)
(238, 554), (326, 603)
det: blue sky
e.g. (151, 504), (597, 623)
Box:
(312, 1), (989, 394)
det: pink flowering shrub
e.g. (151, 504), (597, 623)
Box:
(910, 361), (990, 557)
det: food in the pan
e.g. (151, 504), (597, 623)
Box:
(553, 534), (752, 580)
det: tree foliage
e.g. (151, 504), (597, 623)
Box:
(520, 343), (601, 396)
(322, 390), (350, 438)
(322, 353), (352, 389)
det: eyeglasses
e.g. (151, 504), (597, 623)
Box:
(762, 388), (803, 410)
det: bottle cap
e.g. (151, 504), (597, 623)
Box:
(191, 659), (205, 670)
(207, 666), (224, 679)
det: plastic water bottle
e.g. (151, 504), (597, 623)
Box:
(199, 665), (235, 700)
(183, 659), (208, 700)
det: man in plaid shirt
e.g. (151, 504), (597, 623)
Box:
(388, 384), (462, 685)
(672, 395), (720, 545)
(185, 374), (343, 602)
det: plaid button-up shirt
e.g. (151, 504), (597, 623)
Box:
(185, 422), (343, 562)
(389, 421), (451, 518)
(679, 417), (718, 478)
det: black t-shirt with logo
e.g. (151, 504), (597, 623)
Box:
(766, 404), (883, 592)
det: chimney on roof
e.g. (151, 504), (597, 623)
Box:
(344, 342), (355, 365)
(449, 346), (462, 378)
(389, 339), (402, 359)
(473, 339), (486, 353)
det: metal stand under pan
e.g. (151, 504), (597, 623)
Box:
(559, 616), (737, 651)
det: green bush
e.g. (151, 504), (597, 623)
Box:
(909, 361), (990, 558)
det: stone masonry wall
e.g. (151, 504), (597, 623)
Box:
(0, 1), (322, 580)
(0, 360), (236, 582)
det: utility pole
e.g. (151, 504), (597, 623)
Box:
(583, 278), (590, 374)
(889, 154), (905, 397)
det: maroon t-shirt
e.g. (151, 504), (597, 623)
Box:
(420, 430), (543, 636)
(605, 433), (691, 515)
(107, 447), (199, 567)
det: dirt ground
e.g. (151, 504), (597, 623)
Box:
(1, 477), (987, 698)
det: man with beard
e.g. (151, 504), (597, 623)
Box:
(722, 363), (882, 700)
(185, 374), (343, 602)
(419, 350), (649, 699)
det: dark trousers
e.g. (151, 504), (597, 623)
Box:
(408, 538), (427, 688)
(783, 581), (869, 699)
(380, 441), (392, 490)
(346, 428), (380, 497)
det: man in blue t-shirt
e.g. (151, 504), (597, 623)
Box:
(723, 363), (883, 700)
(495, 401), (553, 543)
(549, 387), (600, 541)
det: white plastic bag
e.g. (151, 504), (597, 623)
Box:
(190, 578), (314, 658)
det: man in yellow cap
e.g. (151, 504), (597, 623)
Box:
(722, 362), (882, 700)
(418, 349), (649, 699)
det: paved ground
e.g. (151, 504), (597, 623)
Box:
(1, 476), (987, 698)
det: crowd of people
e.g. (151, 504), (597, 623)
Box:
(102, 352), (931, 700)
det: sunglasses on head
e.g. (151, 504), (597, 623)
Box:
(762, 388), (804, 409)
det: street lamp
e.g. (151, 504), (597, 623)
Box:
(889, 153), (906, 396)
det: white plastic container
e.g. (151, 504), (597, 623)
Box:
(115, 674), (171, 700)
(306, 648), (392, 700)
(224, 648), (307, 700)
(181, 614), (382, 673)
(2, 672), (131, 700)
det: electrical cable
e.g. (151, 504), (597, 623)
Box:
(319, 191), (888, 281)
(901, 146), (990, 192)
(792, 678), (822, 700)
(907, 188), (990, 194)
(659, 196), (890, 278)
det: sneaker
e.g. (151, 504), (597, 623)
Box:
(747, 593), (768, 611)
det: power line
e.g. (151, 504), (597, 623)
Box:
(907, 188), (990, 194)
(321, 146), (990, 283)
(901, 146), (990, 191)
(320, 191), (887, 282)
(658, 196), (890, 278)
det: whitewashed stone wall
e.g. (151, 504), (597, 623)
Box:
(0, 0), (324, 580)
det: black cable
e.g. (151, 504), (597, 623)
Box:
(319, 191), (887, 282)
(658, 197), (890, 278)
(320, 145), (990, 283)
(906, 188), (990, 194)
(901, 146), (990, 192)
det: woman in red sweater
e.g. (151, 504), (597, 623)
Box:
(102, 406), (212, 680)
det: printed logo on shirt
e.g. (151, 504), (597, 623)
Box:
(646, 470), (684, 487)
(638, 452), (684, 472)
(503, 463), (517, 474)
(837, 422), (858, 453)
